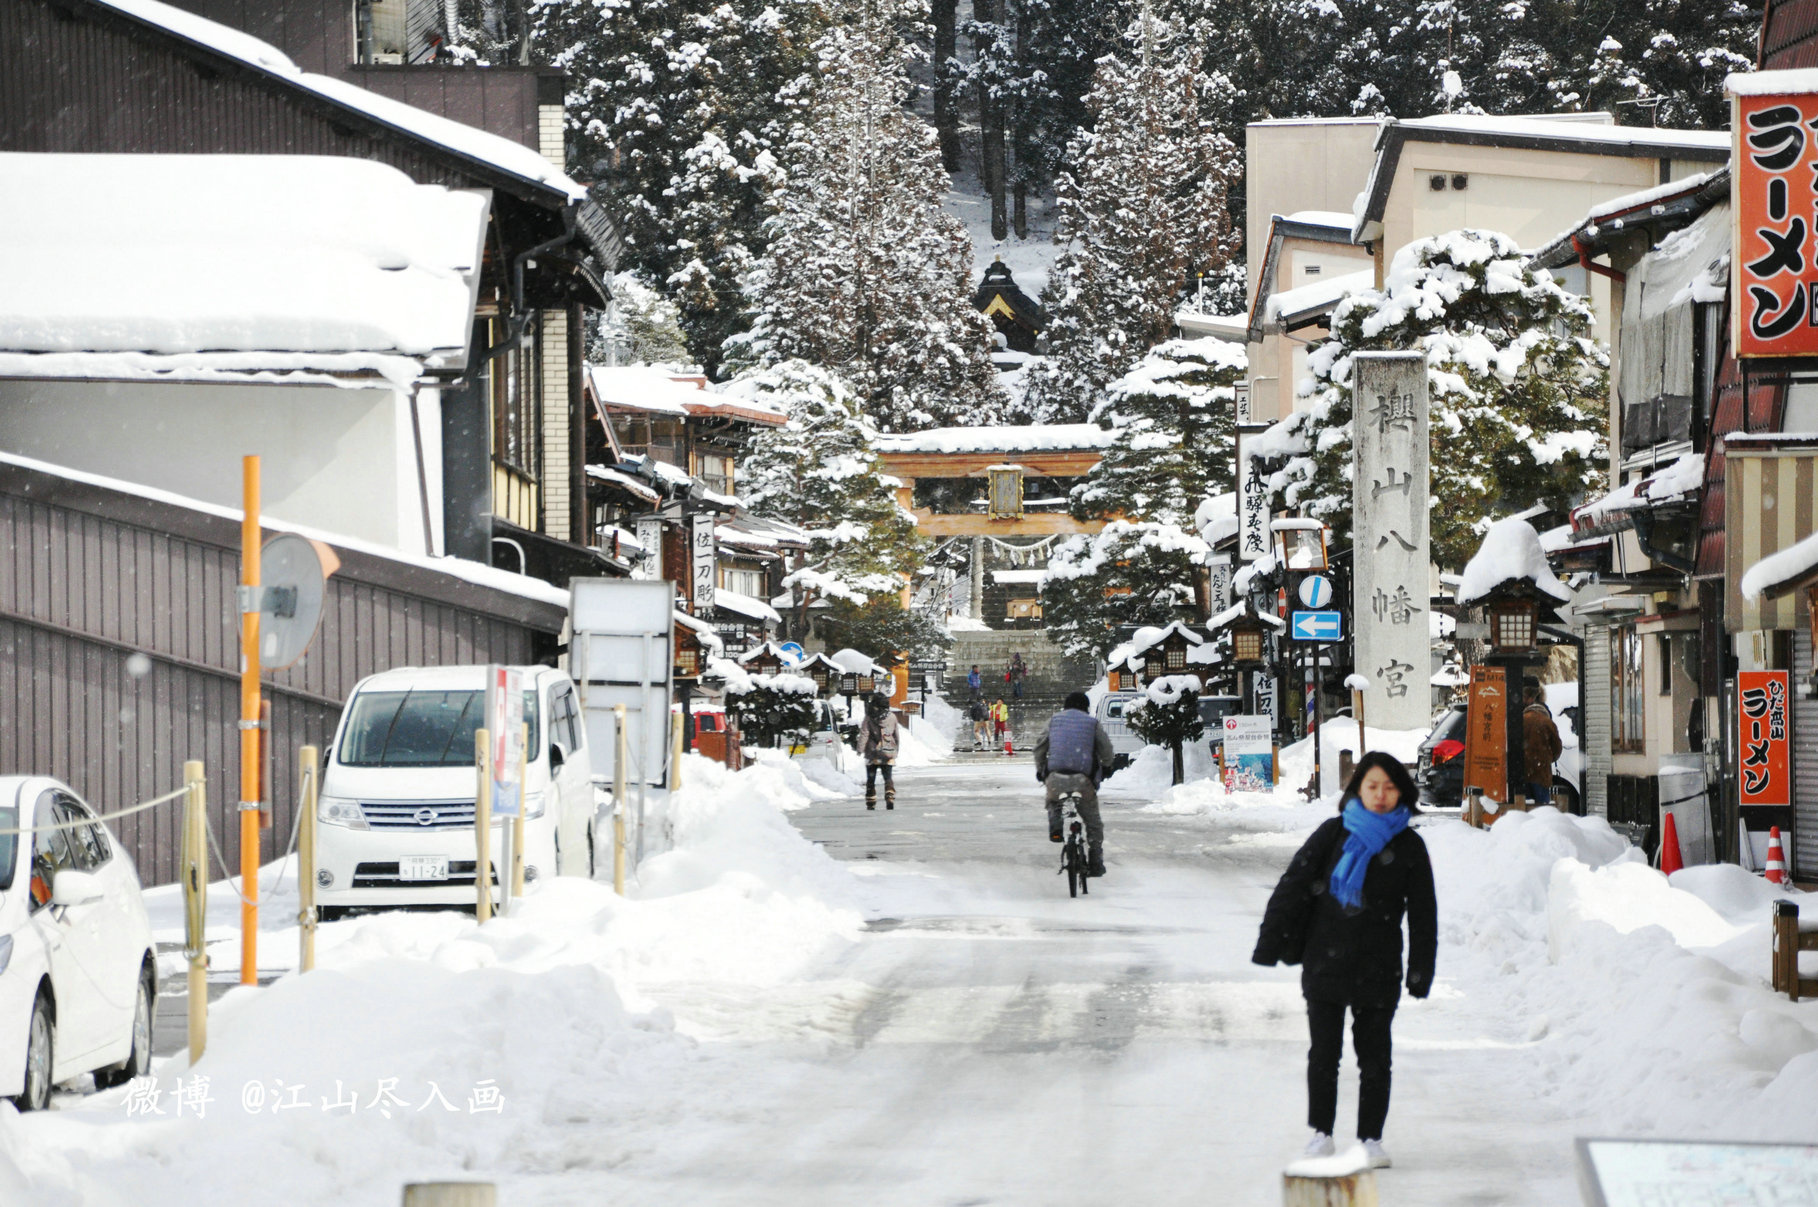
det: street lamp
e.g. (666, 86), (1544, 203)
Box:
(1272, 519), (1330, 573)
(1231, 620), (1266, 667)
(1490, 600), (1538, 653)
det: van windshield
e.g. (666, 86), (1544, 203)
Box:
(338, 689), (538, 767)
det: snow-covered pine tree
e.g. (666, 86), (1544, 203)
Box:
(1125, 673), (1204, 785)
(1070, 336), (1244, 525)
(727, 0), (1007, 432)
(728, 360), (926, 640)
(1256, 229), (1608, 568)
(1039, 520), (1208, 661)
(590, 271), (693, 368)
(531, 0), (823, 375)
(1023, 16), (1239, 423)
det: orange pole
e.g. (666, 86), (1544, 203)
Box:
(240, 456), (261, 985)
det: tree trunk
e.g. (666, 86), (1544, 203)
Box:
(1010, 0), (1028, 239)
(1171, 741), (1184, 786)
(932, 0), (962, 172)
(976, 0), (1007, 239)
(1013, 181), (1027, 240)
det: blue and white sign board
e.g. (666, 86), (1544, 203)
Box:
(779, 641), (806, 665)
(1297, 574), (1334, 609)
(1291, 611), (1344, 642)
(1576, 1137), (1818, 1207)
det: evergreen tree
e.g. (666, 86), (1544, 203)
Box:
(590, 270), (694, 368)
(723, 671), (819, 747)
(1039, 520), (1209, 661)
(1071, 336), (1245, 525)
(727, 0), (1007, 431)
(1023, 17), (1240, 423)
(531, 0), (825, 375)
(729, 361), (926, 639)
(1125, 674), (1204, 785)
(1257, 228), (1608, 568)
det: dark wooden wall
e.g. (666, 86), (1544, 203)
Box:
(1763, 0), (1818, 69)
(0, 464), (564, 887)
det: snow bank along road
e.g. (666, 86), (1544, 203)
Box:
(7, 752), (1817, 1205)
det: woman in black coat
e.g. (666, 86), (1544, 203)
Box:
(1252, 751), (1437, 1168)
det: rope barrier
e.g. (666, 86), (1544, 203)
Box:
(199, 790), (303, 909)
(0, 783), (190, 836)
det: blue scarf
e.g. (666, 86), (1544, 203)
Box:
(1330, 800), (1411, 910)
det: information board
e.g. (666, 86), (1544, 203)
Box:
(1222, 715), (1275, 792)
(1577, 1137), (1818, 1206)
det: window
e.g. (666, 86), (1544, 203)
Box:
(1166, 645), (1187, 671)
(548, 684), (583, 753)
(1658, 634), (1674, 696)
(491, 316), (542, 480)
(697, 453), (733, 497)
(29, 798), (77, 913)
(339, 689), (538, 767)
(722, 566), (765, 598)
(56, 796), (109, 869)
(1612, 626), (1645, 753)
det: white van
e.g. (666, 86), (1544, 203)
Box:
(314, 665), (596, 918)
(1094, 691), (1144, 771)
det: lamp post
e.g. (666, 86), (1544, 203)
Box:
(1484, 592), (1541, 808)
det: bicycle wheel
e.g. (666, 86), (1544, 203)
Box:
(1067, 864), (1079, 897)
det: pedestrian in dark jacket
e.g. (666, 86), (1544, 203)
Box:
(854, 692), (900, 810)
(1252, 750), (1437, 1169)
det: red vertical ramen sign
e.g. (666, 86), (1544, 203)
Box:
(1738, 670), (1792, 807)
(1734, 80), (1818, 358)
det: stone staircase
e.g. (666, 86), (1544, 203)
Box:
(942, 629), (1098, 750)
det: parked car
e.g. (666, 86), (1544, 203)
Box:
(1414, 688), (1582, 813)
(0, 777), (157, 1111)
(314, 665), (597, 918)
(1096, 691), (1143, 771)
(1197, 694), (1242, 756)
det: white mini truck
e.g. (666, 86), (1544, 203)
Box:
(315, 665), (597, 918)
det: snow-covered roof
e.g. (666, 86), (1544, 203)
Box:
(827, 648), (889, 676)
(1740, 526), (1818, 602)
(96, 0), (586, 202)
(0, 153), (486, 380)
(1260, 269), (1373, 330)
(674, 610), (726, 652)
(992, 569), (1048, 585)
(1284, 210), (1356, 230)
(1727, 68), (1816, 96)
(1457, 518), (1572, 605)
(1571, 453), (1703, 538)
(1174, 310), (1249, 341)
(588, 365), (785, 426)
(874, 424), (1117, 455)
(1529, 168), (1731, 271)
(713, 589), (781, 625)
(584, 465), (663, 505)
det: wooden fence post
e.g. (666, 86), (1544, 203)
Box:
(401, 1184), (495, 1207)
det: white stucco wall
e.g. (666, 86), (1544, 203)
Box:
(0, 377), (430, 553)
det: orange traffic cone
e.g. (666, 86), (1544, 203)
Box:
(1004, 736), (1014, 756)
(1767, 826), (1788, 885)
(1659, 812), (1684, 876)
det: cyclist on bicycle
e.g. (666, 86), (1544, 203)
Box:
(1034, 690), (1115, 877)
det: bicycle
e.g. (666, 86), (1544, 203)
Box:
(1055, 791), (1090, 898)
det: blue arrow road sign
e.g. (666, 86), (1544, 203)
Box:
(1291, 611), (1344, 642)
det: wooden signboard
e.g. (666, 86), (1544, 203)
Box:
(1738, 670), (1792, 805)
(1462, 664), (1508, 809)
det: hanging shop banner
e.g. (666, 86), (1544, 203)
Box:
(1731, 78), (1818, 358)
(690, 514), (716, 615)
(1222, 715), (1275, 793)
(1235, 381), (1252, 424)
(633, 517), (663, 581)
(1252, 667), (1279, 726)
(1738, 670), (1792, 806)
(1237, 436), (1270, 562)
(486, 665), (525, 817)
(1351, 352), (1431, 731)
(1208, 556), (1233, 615)
(1461, 664), (1507, 806)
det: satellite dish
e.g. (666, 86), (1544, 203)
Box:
(254, 534), (339, 669)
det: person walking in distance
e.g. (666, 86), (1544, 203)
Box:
(969, 696), (990, 751)
(1521, 678), (1562, 807)
(854, 692), (899, 809)
(967, 664), (983, 699)
(991, 697), (1010, 752)
(1252, 751), (1436, 1169)
(1007, 653), (1027, 700)
(1034, 691), (1116, 877)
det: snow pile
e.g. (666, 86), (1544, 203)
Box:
(873, 424), (1116, 455)
(1456, 517), (1572, 604)
(11, 752), (863, 1203)
(1105, 740), (1220, 796)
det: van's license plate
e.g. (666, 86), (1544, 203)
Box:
(398, 855), (449, 882)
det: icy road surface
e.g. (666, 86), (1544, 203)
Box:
(616, 757), (1579, 1206)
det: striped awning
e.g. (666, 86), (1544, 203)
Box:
(1726, 443), (1818, 633)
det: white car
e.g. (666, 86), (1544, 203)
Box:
(1094, 691), (1144, 771)
(0, 777), (157, 1110)
(314, 665), (597, 918)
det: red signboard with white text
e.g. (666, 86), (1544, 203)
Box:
(1735, 87), (1818, 357)
(1737, 670), (1792, 807)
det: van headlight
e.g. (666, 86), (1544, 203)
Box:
(317, 795), (368, 829)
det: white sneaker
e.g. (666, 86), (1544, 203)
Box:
(1362, 1138), (1391, 1168)
(1302, 1131), (1335, 1158)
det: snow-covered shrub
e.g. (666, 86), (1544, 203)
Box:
(725, 672), (818, 748)
(1125, 673), (1205, 786)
